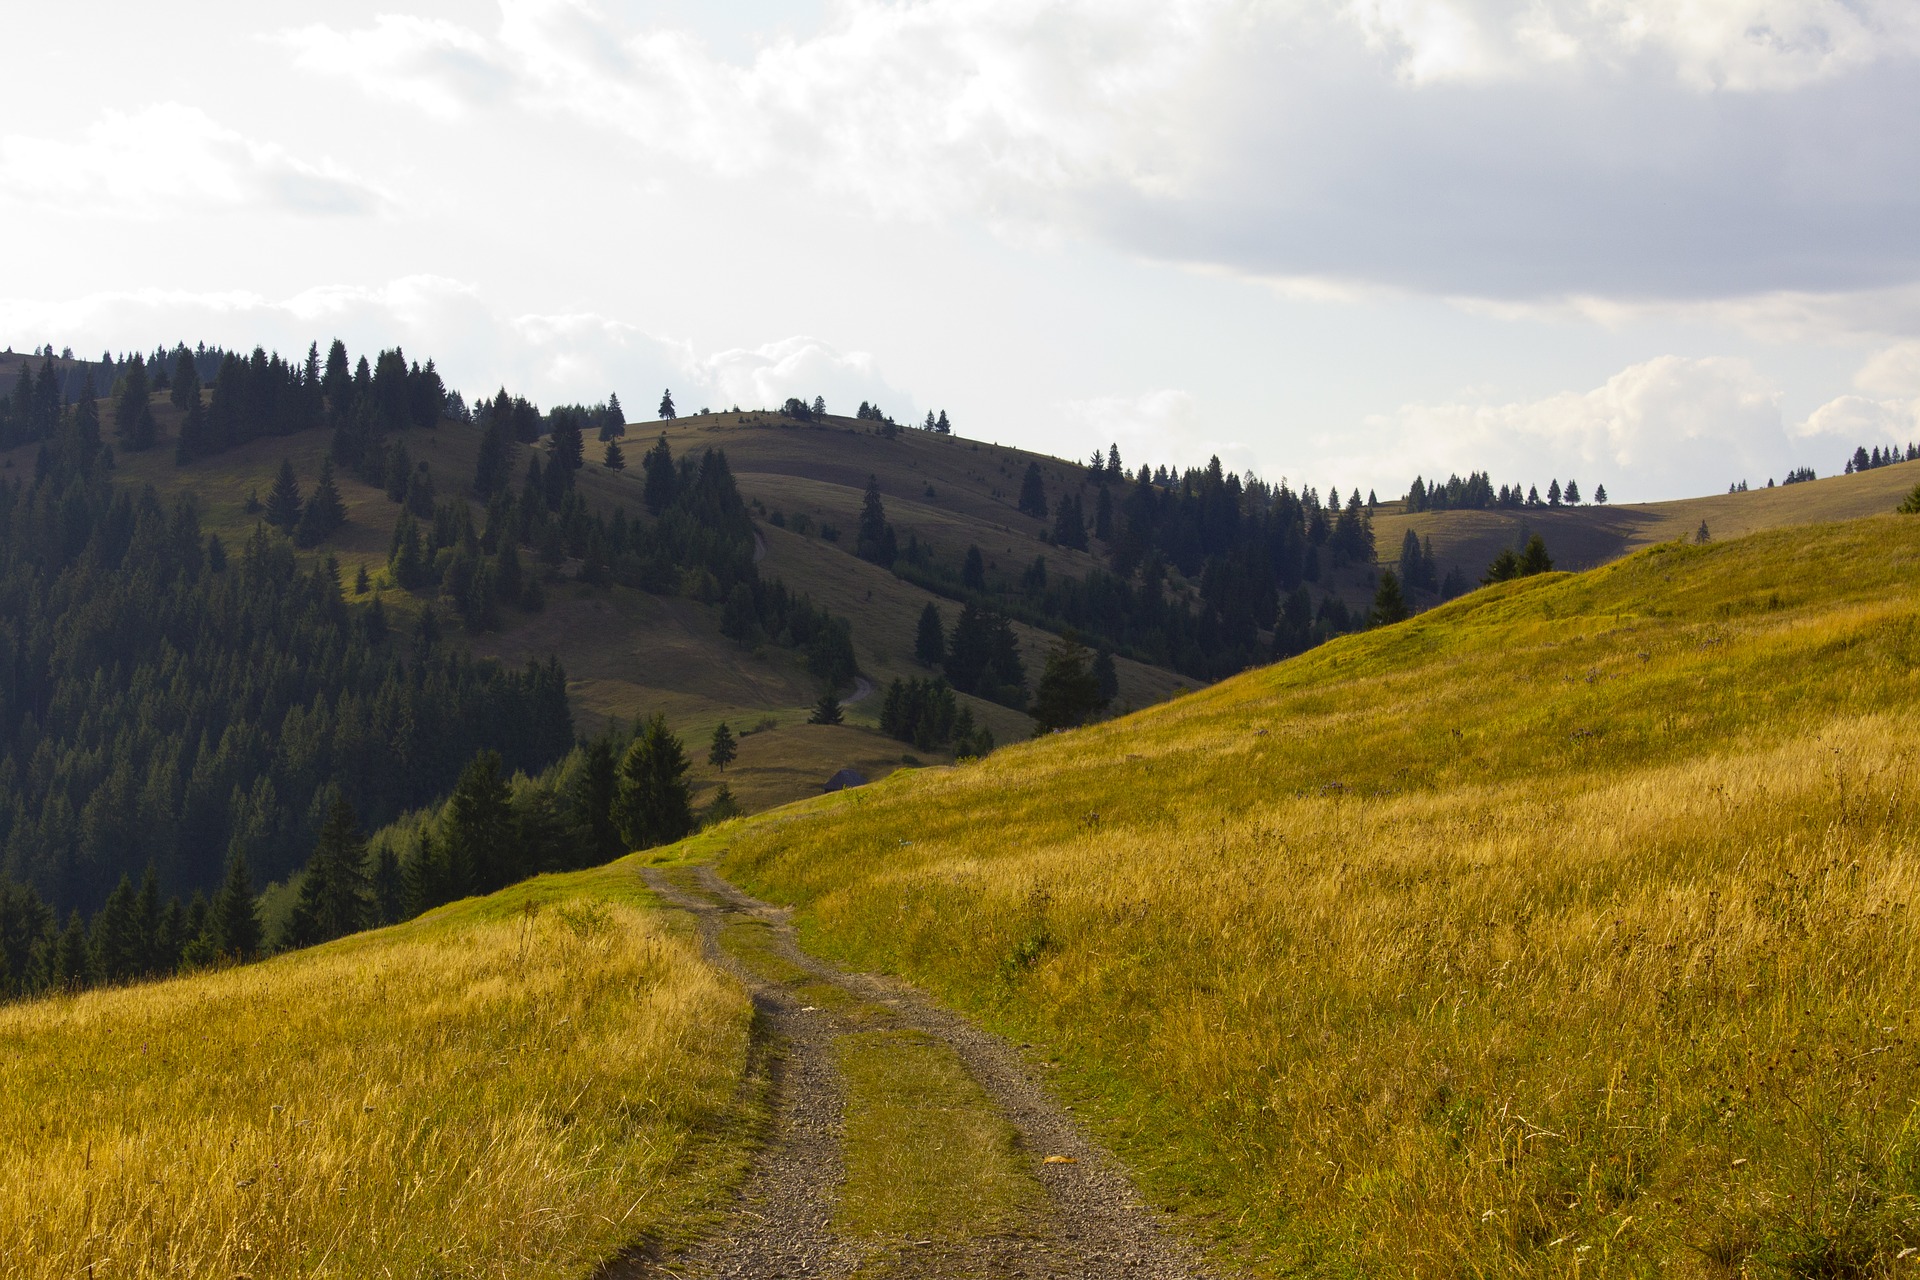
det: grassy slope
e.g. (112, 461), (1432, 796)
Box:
(1378, 458), (1920, 577)
(0, 858), (754, 1279)
(720, 513), (1920, 1275)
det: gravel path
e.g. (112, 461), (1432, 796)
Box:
(617, 864), (1217, 1280)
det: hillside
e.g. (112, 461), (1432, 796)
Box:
(1379, 458), (1920, 582)
(0, 398), (1191, 826)
(0, 859), (755, 1277)
(15, 507), (1920, 1275)
(714, 510), (1920, 1273)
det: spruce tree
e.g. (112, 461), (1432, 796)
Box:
(1483, 547), (1521, 584)
(295, 460), (346, 547)
(1564, 478), (1581, 504)
(605, 438), (626, 470)
(113, 357), (157, 451)
(1547, 479), (1562, 507)
(915, 602), (945, 667)
(571, 738), (623, 862)
(170, 348), (200, 409)
(708, 722), (737, 770)
(616, 715), (694, 849)
(1370, 570), (1409, 627)
(658, 389), (676, 420)
(962, 544), (986, 592)
(1032, 634), (1104, 731)
(1017, 463), (1048, 518)
(856, 475), (894, 565)
(442, 750), (516, 895)
(212, 852), (262, 961)
(91, 875), (142, 984)
(1594, 484), (1608, 505)
(53, 911), (91, 989)
(809, 689), (845, 726)
(284, 795), (371, 949)
(265, 459), (303, 532)
(643, 434), (677, 514)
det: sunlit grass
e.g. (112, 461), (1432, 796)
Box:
(725, 517), (1920, 1275)
(0, 859), (753, 1279)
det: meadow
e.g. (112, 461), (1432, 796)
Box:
(724, 515), (1920, 1275)
(0, 861), (753, 1279)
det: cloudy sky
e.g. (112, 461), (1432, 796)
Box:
(3, 0), (1918, 499)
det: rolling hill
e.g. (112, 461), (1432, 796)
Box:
(718, 510), (1920, 1272)
(14, 504), (1920, 1275)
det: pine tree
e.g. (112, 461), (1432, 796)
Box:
(265, 459), (303, 532)
(936, 410), (951, 434)
(1564, 478), (1581, 504)
(643, 434), (677, 514)
(1594, 484), (1608, 505)
(1032, 634), (1104, 731)
(283, 795), (371, 949)
(809, 689), (845, 726)
(1519, 534), (1555, 574)
(1369, 570), (1409, 627)
(605, 438), (626, 470)
(1017, 462), (1048, 518)
(1483, 547), (1521, 584)
(442, 750), (517, 894)
(474, 417), (510, 497)
(658, 389), (676, 420)
(211, 852), (262, 961)
(856, 474), (894, 565)
(369, 844), (403, 925)
(113, 357), (157, 451)
(295, 460), (346, 547)
(571, 738), (624, 862)
(91, 875), (142, 984)
(616, 715), (694, 849)
(171, 348), (200, 409)
(1547, 479), (1562, 507)
(708, 722), (737, 770)
(915, 602), (945, 667)
(53, 911), (91, 989)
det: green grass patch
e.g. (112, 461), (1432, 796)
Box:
(834, 1030), (1042, 1242)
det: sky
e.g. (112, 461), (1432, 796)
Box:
(2, 1), (1918, 501)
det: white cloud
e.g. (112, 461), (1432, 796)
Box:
(0, 277), (914, 422)
(1800, 393), (1920, 444)
(0, 103), (389, 218)
(277, 16), (515, 119)
(1856, 341), (1920, 397)
(1346, 0), (1920, 90)
(1057, 388), (1260, 478)
(279, 0), (1920, 304)
(1341, 355), (1852, 499)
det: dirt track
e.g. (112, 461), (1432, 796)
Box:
(613, 865), (1216, 1279)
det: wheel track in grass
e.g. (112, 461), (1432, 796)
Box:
(613, 863), (1217, 1280)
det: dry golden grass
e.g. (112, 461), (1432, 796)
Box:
(0, 860), (753, 1279)
(723, 516), (1920, 1275)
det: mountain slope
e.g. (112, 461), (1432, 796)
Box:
(718, 511), (1920, 1273)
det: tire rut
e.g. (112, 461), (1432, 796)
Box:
(623, 864), (1216, 1280)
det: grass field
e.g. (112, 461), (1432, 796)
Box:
(719, 513), (1920, 1275)
(0, 860), (755, 1279)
